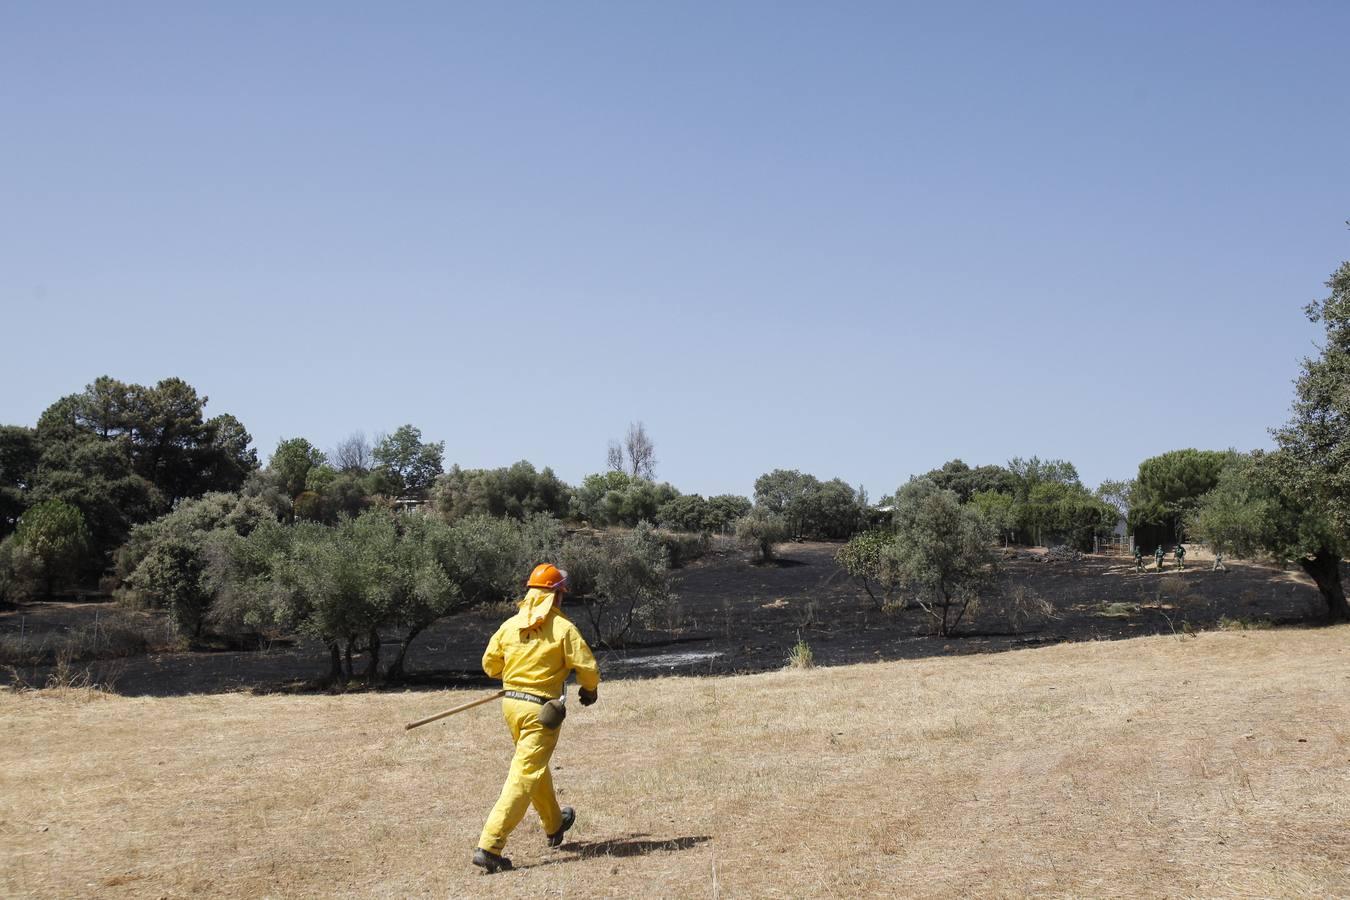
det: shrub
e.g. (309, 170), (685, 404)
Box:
(118, 493), (274, 639)
(564, 521), (673, 647)
(786, 636), (815, 669)
(9, 499), (90, 598)
(705, 494), (752, 533)
(735, 508), (790, 563)
(656, 529), (711, 568)
(891, 479), (998, 636)
(837, 530), (905, 610)
(431, 461), (571, 522)
(657, 494), (710, 533)
(996, 585), (1055, 632)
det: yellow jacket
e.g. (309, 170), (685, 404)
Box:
(482, 597), (600, 699)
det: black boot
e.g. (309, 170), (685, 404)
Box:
(472, 848), (514, 873)
(547, 806), (575, 848)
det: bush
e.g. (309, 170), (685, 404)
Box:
(657, 494), (710, 533)
(431, 461), (571, 522)
(571, 471), (679, 527)
(837, 529), (905, 610)
(563, 521), (673, 647)
(117, 493), (274, 639)
(987, 585), (1055, 633)
(735, 508), (790, 563)
(9, 499), (90, 599)
(656, 529), (711, 568)
(891, 479), (999, 636)
(705, 495), (752, 533)
(786, 636), (815, 669)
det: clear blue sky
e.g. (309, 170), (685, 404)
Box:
(2, 2), (1347, 499)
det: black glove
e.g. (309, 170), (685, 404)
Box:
(578, 687), (597, 706)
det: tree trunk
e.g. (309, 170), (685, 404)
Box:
(365, 628), (381, 685)
(328, 643), (343, 684)
(385, 623), (426, 683)
(1298, 550), (1350, 623)
(343, 637), (355, 679)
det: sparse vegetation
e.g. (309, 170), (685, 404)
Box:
(786, 635), (815, 669)
(0, 608), (178, 666)
(735, 507), (790, 563)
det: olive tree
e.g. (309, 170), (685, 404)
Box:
(891, 479), (998, 636)
(1189, 253), (1350, 623)
(836, 529), (905, 610)
(735, 507), (790, 563)
(1190, 452), (1347, 622)
(562, 521), (672, 648)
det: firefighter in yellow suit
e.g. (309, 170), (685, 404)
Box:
(473, 563), (600, 874)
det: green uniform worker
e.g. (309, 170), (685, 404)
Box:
(1154, 545), (1165, 571)
(474, 563), (601, 874)
(1133, 546), (1144, 573)
(1174, 544), (1186, 570)
(1213, 552), (1226, 572)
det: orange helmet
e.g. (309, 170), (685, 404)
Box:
(527, 563), (570, 592)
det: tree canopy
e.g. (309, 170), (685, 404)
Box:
(1130, 448), (1236, 539)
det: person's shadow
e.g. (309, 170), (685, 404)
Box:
(565, 834), (710, 858)
(514, 833), (711, 869)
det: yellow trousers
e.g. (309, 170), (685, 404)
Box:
(477, 698), (564, 853)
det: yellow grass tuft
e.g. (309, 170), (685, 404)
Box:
(2, 627), (1348, 897)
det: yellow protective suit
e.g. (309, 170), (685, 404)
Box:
(477, 590), (600, 854)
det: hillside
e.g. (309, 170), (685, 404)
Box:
(3, 627), (1347, 898)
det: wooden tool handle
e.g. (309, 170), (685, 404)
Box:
(404, 689), (505, 730)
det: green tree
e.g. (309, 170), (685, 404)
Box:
(736, 507), (790, 563)
(1190, 452), (1348, 622)
(11, 499), (90, 598)
(836, 529), (905, 609)
(891, 479), (998, 636)
(970, 490), (1017, 546)
(119, 492), (275, 638)
(1008, 457), (1081, 492)
(1095, 479), (1134, 520)
(812, 478), (865, 539)
(1130, 449), (1236, 542)
(562, 521), (672, 647)
(431, 461), (571, 521)
(373, 425), (444, 498)
(924, 459), (1019, 503)
(1193, 250), (1350, 623)
(704, 494), (752, 533)
(268, 438), (327, 500)
(0, 425), (39, 536)
(381, 513), (461, 680)
(657, 494), (709, 533)
(754, 469), (819, 538)
(67, 377), (258, 504)
(1275, 255), (1350, 542)
(570, 471), (678, 527)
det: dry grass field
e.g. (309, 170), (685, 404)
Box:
(3, 627), (1348, 899)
